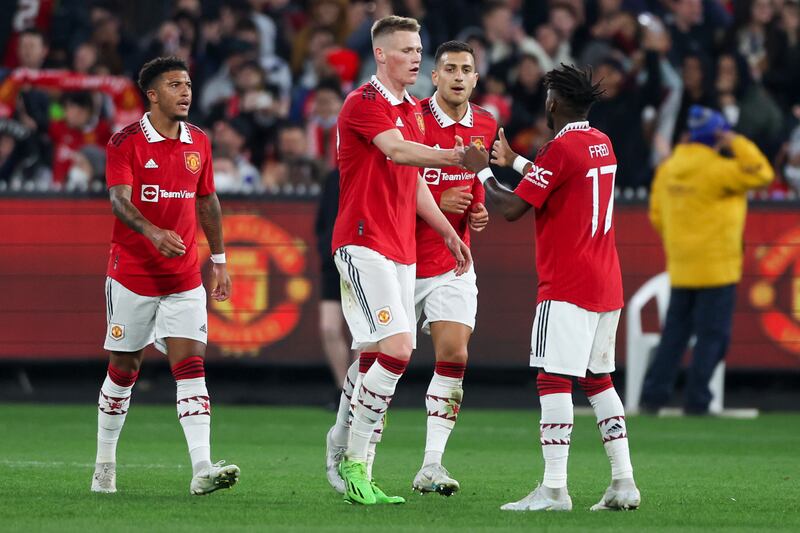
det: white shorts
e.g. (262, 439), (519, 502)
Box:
(529, 300), (621, 377)
(334, 245), (416, 351)
(415, 265), (478, 335)
(103, 277), (208, 354)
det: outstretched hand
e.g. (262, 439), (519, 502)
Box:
(491, 127), (518, 167)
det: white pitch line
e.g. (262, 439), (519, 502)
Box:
(0, 460), (186, 469)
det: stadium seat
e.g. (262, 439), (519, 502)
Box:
(624, 272), (725, 415)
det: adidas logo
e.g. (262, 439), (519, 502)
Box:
(607, 423), (624, 434)
(395, 117), (404, 127)
(199, 324), (207, 333)
(144, 159), (159, 169)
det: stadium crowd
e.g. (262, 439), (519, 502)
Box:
(0, 0), (798, 196)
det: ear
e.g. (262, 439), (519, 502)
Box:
(472, 71), (480, 88)
(431, 68), (439, 87)
(548, 98), (557, 115)
(374, 46), (385, 65)
(147, 88), (158, 105)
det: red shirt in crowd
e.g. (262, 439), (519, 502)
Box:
(49, 118), (112, 183)
(514, 121), (624, 312)
(416, 94), (497, 278)
(105, 113), (215, 296)
(332, 76), (425, 264)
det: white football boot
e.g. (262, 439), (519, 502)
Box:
(590, 478), (641, 510)
(91, 462), (117, 493)
(501, 483), (573, 511)
(190, 460), (240, 495)
(412, 463), (460, 496)
(325, 426), (346, 494)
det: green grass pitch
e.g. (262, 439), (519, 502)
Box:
(1, 404), (798, 532)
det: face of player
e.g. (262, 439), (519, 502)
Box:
(151, 70), (192, 121)
(432, 51), (478, 108)
(377, 31), (423, 87)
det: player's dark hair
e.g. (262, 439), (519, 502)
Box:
(434, 41), (474, 66)
(137, 56), (189, 92)
(543, 63), (604, 116)
(371, 16), (420, 42)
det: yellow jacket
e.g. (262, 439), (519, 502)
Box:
(649, 135), (774, 288)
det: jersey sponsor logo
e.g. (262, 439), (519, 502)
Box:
(144, 158), (159, 169)
(376, 306), (393, 326)
(470, 136), (485, 150)
(523, 164), (553, 189)
(141, 184), (159, 202)
(423, 168), (441, 185)
(415, 112), (425, 134)
(395, 117), (404, 128)
(109, 324), (125, 340)
(184, 151), (201, 174)
(141, 184), (196, 202)
(588, 143), (610, 158)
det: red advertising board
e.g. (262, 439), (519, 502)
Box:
(1, 198), (798, 370)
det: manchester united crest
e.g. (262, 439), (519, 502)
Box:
(184, 151), (201, 174)
(470, 136), (485, 150)
(415, 112), (425, 134)
(376, 306), (393, 326)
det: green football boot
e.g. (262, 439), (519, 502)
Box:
(371, 480), (405, 504)
(338, 459), (376, 505)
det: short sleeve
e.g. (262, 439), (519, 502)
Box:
(471, 178), (485, 206)
(344, 97), (396, 143)
(514, 141), (565, 209)
(105, 138), (134, 189)
(198, 135), (216, 196)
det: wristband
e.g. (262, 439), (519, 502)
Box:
(512, 155), (532, 175)
(476, 168), (494, 184)
(210, 253), (227, 264)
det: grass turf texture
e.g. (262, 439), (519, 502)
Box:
(1, 405), (798, 532)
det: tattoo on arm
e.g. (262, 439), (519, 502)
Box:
(109, 185), (155, 237)
(197, 193), (224, 254)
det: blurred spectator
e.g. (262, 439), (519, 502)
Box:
(672, 52), (717, 145)
(66, 144), (106, 190)
(72, 42), (99, 74)
(0, 119), (36, 183)
(665, 0), (731, 66)
(291, 0), (349, 77)
(642, 106), (773, 415)
(262, 123), (322, 191)
(14, 29), (51, 134)
(48, 91), (112, 186)
(783, 122), (800, 193)
(305, 78), (342, 172)
(589, 50), (663, 188)
(763, 0), (800, 110)
(732, 0), (780, 81)
(88, 2), (139, 76)
(212, 117), (260, 190)
(211, 150), (243, 193)
(715, 52), (783, 158)
(506, 53), (546, 138)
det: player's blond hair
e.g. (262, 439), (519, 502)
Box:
(370, 16), (420, 43)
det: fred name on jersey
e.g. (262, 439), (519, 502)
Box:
(138, 150), (202, 203)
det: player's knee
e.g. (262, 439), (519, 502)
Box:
(436, 347), (468, 364)
(536, 371), (573, 396)
(109, 352), (143, 373)
(378, 333), (413, 360)
(578, 373), (613, 396)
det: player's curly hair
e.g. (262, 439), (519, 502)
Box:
(543, 63), (605, 116)
(138, 56), (189, 92)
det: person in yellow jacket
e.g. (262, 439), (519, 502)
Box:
(641, 105), (774, 414)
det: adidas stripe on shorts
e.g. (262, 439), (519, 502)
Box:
(103, 277), (208, 354)
(529, 299), (621, 377)
(334, 245), (416, 351)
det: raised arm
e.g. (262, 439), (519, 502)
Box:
(109, 184), (186, 257)
(462, 138), (532, 222)
(373, 128), (464, 168)
(197, 192), (231, 301)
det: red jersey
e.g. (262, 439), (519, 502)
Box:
(332, 76), (425, 264)
(49, 119), (112, 183)
(105, 113), (215, 296)
(514, 121), (623, 312)
(417, 95), (497, 277)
